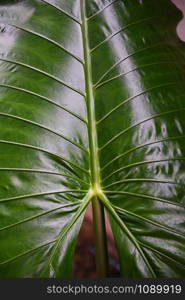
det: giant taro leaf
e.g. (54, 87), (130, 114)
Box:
(0, 0), (185, 278)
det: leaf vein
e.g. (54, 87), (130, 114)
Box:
(91, 16), (155, 53)
(100, 108), (185, 150)
(0, 84), (87, 124)
(40, 0), (81, 25)
(101, 135), (185, 170)
(0, 140), (89, 175)
(8, 24), (83, 64)
(0, 112), (87, 152)
(105, 190), (185, 208)
(0, 58), (85, 97)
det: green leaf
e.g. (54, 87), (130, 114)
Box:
(0, 0), (185, 277)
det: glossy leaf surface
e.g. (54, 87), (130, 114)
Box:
(0, 0), (185, 277)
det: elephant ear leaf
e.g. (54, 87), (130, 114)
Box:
(0, 0), (185, 278)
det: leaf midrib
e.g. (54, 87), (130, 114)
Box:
(80, 0), (156, 278)
(81, 0), (101, 189)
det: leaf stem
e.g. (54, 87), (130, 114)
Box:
(98, 192), (156, 277)
(92, 196), (109, 277)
